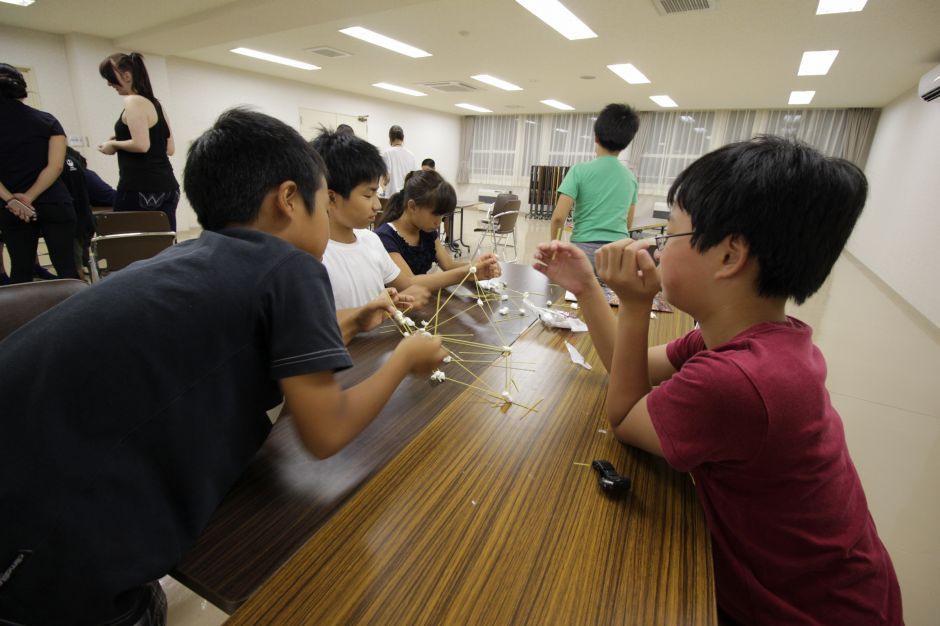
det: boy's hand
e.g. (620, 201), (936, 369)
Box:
(395, 334), (447, 377)
(596, 240), (660, 304)
(471, 253), (501, 280)
(400, 284), (431, 310)
(355, 289), (399, 334)
(532, 241), (597, 296)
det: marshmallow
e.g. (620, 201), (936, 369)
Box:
(442, 355), (453, 363)
(570, 302), (579, 310)
(429, 370), (446, 382)
(518, 308), (526, 315)
(546, 300), (553, 306)
(468, 265), (477, 274)
(500, 294), (509, 301)
(498, 306), (510, 315)
(476, 298), (484, 307)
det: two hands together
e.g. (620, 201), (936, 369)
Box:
(354, 287), (447, 377)
(533, 239), (661, 307)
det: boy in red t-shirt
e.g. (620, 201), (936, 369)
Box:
(534, 136), (902, 625)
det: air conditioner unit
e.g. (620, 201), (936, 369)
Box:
(919, 64), (940, 102)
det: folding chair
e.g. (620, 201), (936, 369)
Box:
(94, 210), (171, 236)
(88, 232), (176, 282)
(471, 198), (521, 262)
(0, 279), (88, 341)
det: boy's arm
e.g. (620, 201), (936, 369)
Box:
(595, 239), (666, 456)
(648, 344), (677, 386)
(550, 194), (574, 242)
(626, 202), (636, 230)
(281, 334), (446, 458)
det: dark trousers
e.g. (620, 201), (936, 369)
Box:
(113, 190), (180, 231)
(0, 199), (79, 283)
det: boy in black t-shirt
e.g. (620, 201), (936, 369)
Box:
(0, 109), (446, 626)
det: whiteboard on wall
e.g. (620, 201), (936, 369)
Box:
(299, 108), (368, 141)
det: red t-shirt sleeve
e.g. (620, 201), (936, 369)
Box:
(648, 332), (769, 472)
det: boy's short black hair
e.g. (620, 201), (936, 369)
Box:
(184, 108), (326, 231)
(593, 103), (639, 152)
(667, 135), (867, 304)
(310, 129), (387, 199)
(389, 125), (404, 142)
(421, 158), (435, 169)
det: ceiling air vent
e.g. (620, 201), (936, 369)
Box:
(651, 0), (718, 15)
(307, 46), (351, 58)
(420, 81), (478, 93)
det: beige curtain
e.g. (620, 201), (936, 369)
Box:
(456, 116), (475, 184)
(841, 108), (881, 168)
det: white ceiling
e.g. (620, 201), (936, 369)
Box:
(2, 0), (939, 115)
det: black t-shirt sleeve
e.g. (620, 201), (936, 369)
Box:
(263, 251), (352, 379)
(45, 112), (66, 137)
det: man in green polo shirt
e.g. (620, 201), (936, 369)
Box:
(550, 103), (640, 270)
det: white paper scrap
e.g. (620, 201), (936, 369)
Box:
(565, 341), (592, 370)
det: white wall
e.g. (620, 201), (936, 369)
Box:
(165, 57), (461, 230)
(1, 25), (462, 231)
(850, 90), (940, 327)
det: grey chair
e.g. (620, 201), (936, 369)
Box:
(471, 195), (521, 261)
(0, 279), (88, 341)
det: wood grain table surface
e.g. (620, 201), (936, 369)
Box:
(221, 266), (715, 625)
(172, 265), (562, 611)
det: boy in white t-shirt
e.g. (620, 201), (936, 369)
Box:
(310, 129), (431, 312)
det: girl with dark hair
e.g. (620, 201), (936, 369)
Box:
(376, 169), (500, 288)
(0, 62), (80, 283)
(97, 52), (179, 230)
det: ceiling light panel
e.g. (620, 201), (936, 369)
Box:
(0, 0), (36, 5)
(541, 99), (575, 111)
(373, 82), (427, 96)
(798, 50), (839, 76)
(515, 0), (598, 40)
(607, 63), (651, 84)
(339, 27), (432, 58)
(788, 90), (816, 105)
(816, 0), (867, 14)
(230, 48), (319, 70)
(456, 103), (493, 112)
(471, 74), (523, 91)
(649, 95), (678, 108)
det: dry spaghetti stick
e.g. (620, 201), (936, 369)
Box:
(551, 227), (563, 260)
(426, 270), (474, 328)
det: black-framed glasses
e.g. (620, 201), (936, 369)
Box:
(653, 232), (694, 252)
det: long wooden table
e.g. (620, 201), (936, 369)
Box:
(202, 265), (715, 625)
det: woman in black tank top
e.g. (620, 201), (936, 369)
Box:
(98, 52), (180, 231)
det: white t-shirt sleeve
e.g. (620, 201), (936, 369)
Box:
(361, 229), (401, 284)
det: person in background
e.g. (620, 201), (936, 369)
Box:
(421, 158), (435, 171)
(535, 136), (902, 625)
(550, 103), (639, 270)
(381, 124), (415, 198)
(335, 123), (355, 136)
(310, 129), (431, 314)
(0, 108), (445, 626)
(59, 147), (97, 276)
(376, 169), (499, 288)
(97, 52), (179, 231)
(0, 62), (79, 283)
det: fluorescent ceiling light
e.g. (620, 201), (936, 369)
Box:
(0, 0), (35, 5)
(230, 48), (319, 70)
(789, 90), (816, 105)
(471, 74), (523, 91)
(372, 82), (427, 97)
(515, 0), (597, 40)
(816, 0), (867, 14)
(456, 103), (492, 113)
(339, 26), (431, 58)
(541, 99), (575, 111)
(798, 50), (839, 76)
(607, 63), (650, 85)
(649, 95), (678, 108)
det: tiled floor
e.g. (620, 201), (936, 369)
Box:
(14, 207), (939, 624)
